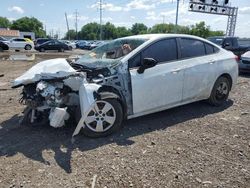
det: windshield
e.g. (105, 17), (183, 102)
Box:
(75, 38), (148, 68)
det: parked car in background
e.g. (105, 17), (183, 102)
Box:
(76, 40), (88, 49)
(34, 38), (52, 46)
(0, 41), (9, 52)
(0, 36), (7, 41)
(61, 40), (76, 50)
(24, 38), (33, 43)
(238, 51), (250, 73)
(89, 41), (105, 50)
(34, 40), (70, 52)
(207, 36), (250, 58)
(13, 34), (238, 138)
(85, 41), (95, 50)
(3, 38), (34, 50)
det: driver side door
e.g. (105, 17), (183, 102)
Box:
(129, 38), (185, 115)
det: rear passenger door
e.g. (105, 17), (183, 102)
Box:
(15, 38), (26, 48)
(129, 38), (185, 115)
(179, 38), (218, 102)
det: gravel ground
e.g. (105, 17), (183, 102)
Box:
(0, 51), (249, 188)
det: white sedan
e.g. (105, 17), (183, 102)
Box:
(3, 38), (34, 50)
(13, 34), (238, 137)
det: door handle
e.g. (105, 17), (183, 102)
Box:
(209, 60), (215, 64)
(171, 69), (181, 74)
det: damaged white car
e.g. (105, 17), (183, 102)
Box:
(12, 34), (238, 137)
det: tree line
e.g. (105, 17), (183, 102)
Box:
(0, 16), (46, 38)
(0, 16), (224, 40)
(66, 21), (224, 40)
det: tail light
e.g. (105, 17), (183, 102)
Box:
(235, 55), (240, 62)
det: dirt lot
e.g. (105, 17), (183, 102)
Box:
(0, 51), (249, 188)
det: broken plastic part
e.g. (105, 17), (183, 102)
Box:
(49, 107), (69, 128)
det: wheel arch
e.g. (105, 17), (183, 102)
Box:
(98, 85), (127, 119)
(218, 73), (233, 91)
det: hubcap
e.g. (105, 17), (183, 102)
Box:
(216, 82), (228, 99)
(85, 100), (116, 133)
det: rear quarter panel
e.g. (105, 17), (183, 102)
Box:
(211, 49), (238, 93)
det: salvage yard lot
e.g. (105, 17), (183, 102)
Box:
(0, 51), (249, 187)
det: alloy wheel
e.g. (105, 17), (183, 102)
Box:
(85, 100), (116, 133)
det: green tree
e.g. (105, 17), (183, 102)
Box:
(65, 29), (77, 40)
(131, 23), (148, 35)
(78, 22), (100, 40)
(102, 22), (117, 39)
(0, 17), (11, 28)
(11, 17), (46, 38)
(189, 21), (210, 38)
(116, 26), (132, 38)
(208, 30), (224, 37)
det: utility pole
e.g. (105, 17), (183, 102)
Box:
(74, 9), (79, 40)
(162, 15), (165, 24)
(65, 13), (70, 40)
(99, 0), (103, 40)
(175, 0), (180, 33)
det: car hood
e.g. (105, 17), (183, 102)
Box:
(74, 57), (121, 69)
(12, 58), (78, 87)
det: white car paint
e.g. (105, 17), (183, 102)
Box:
(130, 61), (184, 114)
(12, 34), (238, 137)
(3, 38), (34, 50)
(124, 34), (238, 119)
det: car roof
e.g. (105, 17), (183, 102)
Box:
(119, 34), (210, 42)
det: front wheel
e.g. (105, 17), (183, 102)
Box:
(82, 99), (123, 138)
(25, 45), (32, 50)
(208, 77), (230, 106)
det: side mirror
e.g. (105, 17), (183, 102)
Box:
(137, 58), (157, 74)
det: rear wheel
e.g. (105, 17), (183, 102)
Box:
(59, 48), (65, 52)
(40, 48), (45, 52)
(25, 45), (32, 50)
(0, 47), (3, 52)
(82, 99), (123, 138)
(208, 77), (230, 106)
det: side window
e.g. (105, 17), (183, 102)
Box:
(205, 43), (214, 55)
(180, 38), (206, 58)
(128, 53), (141, 68)
(141, 38), (178, 63)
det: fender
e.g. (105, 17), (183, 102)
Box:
(99, 91), (120, 100)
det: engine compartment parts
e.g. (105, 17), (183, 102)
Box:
(49, 107), (69, 128)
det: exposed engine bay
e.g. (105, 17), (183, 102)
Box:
(12, 56), (131, 137)
(12, 37), (146, 137)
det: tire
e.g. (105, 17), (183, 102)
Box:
(69, 46), (73, 51)
(0, 47), (3, 52)
(208, 76), (230, 106)
(59, 48), (65, 52)
(81, 98), (123, 138)
(25, 45), (32, 50)
(40, 48), (45, 52)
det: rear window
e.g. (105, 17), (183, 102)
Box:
(180, 38), (206, 58)
(205, 43), (220, 55)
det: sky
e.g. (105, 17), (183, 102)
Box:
(0, 0), (250, 38)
